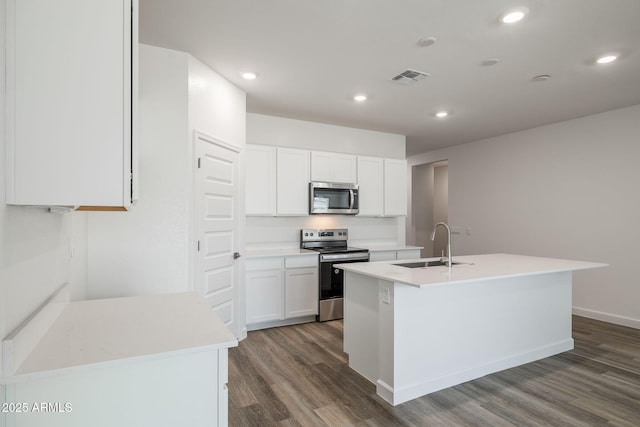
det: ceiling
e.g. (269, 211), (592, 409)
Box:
(139, 0), (640, 156)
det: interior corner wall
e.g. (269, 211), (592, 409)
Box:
(86, 44), (247, 300)
(87, 44), (191, 299)
(410, 163), (434, 257)
(408, 104), (640, 328)
(188, 56), (246, 149)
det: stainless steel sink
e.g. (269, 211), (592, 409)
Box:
(394, 260), (462, 268)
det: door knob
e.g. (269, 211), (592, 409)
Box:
(233, 252), (241, 259)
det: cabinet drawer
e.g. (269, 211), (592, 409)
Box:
(369, 251), (397, 262)
(285, 255), (318, 269)
(246, 257), (284, 271)
(396, 249), (421, 260)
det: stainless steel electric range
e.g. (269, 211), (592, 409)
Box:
(300, 229), (369, 321)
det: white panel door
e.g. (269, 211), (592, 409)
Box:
(285, 268), (318, 318)
(195, 133), (242, 338)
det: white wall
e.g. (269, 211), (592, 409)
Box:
(410, 163), (434, 257)
(87, 45), (191, 298)
(408, 104), (640, 328)
(1, 0), (87, 382)
(247, 113), (405, 159)
(245, 114), (407, 250)
(87, 44), (246, 299)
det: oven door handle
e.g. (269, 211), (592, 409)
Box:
(349, 189), (355, 210)
(320, 253), (369, 262)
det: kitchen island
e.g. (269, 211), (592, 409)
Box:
(337, 253), (606, 405)
(2, 286), (238, 426)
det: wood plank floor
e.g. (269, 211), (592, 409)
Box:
(229, 316), (640, 426)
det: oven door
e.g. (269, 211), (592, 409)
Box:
(319, 252), (369, 300)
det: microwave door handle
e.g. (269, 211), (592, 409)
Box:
(349, 189), (355, 209)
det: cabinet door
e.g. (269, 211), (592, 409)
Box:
(384, 159), (408, 216)
(276, 148), (310, 215)
(245, 145), (276, 216)
(6, 0), (136, 208)
(246, 269), (283, 324)
(310, 151), (333, 182)
(311, 152), (357, 183)
(331, 153), (357, 183)
(357, 156), (384, 216)
(285, 268), (318, 318)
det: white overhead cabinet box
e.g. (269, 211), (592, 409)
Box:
(5, 0), (138, 209)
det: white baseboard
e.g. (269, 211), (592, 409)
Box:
(376, 339), (573, 406)
(573, 306), (640, 329)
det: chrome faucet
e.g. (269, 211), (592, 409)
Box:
(430, 222), (452, 267)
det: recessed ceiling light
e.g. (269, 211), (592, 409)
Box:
(499, 7), (529, 24)
(596, 54), (618, 64)
(353, 94), (367, 102)
(241, 71), (258, 80)
(435, 110), (449, 118)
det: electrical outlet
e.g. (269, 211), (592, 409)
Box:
(382, 287), (391, 304)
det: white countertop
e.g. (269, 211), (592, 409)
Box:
(337, 253), (607, 288)
(5, 292), (237, 383)
(366, 245), (423, 252)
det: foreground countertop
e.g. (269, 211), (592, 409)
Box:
(337, 253), (607, 288)
(5, 292), (237, 383)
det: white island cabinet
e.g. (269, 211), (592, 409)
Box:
(5, 0), (137, 209)
(1, 287), (237, 427)
(338, 254), (607, 405)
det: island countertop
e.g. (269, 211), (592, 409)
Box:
(336, 253), (607, 288)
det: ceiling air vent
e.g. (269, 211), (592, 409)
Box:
(390, 68), (430, 85)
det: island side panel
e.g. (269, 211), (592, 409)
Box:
(6, 349), (223, 427)
(343, 271), (381, 383)
(390, 271), (573, 405)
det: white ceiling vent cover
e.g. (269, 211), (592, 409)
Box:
(390, 68), (430, 85)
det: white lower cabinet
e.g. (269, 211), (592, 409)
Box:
(246, 269), (283, 324)
(246, 254), (318, 330)
(285, 268), (319, 318)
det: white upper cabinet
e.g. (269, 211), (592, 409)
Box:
(276, 148), (310, 215)
(5, 0), (138, 209)
(384, 159), (408, 216)
(311, 151), (357, 183)
(357, 156), (384, 216)
(245, 145), (276, 216)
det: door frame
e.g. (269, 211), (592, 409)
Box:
(192, 130), (246, 340)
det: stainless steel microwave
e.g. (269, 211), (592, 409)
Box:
(309, 182), (359, 215)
